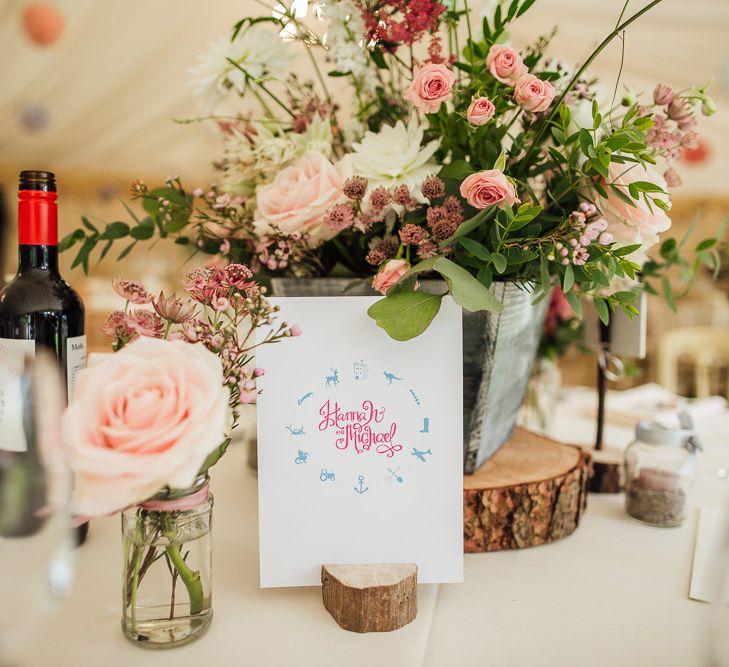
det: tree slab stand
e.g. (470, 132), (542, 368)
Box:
(586, 447), (624, 494)
(321, 563), (417, 633)
(464, 428), (591, 552)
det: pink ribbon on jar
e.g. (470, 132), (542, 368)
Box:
(139, 484), (210, 512)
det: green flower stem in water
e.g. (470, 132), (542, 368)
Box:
(164, 536), (203, 615)
(163, 512), (204, 616)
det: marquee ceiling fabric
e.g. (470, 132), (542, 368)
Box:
(0, 0), (727, 195)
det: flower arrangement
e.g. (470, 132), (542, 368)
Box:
(60, 263), (297, 644)
(64, 0), (723, 340)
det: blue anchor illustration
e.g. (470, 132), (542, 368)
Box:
(387, 467), (404, 484)
(354, 475), (369, 494)
(411, 447), (432, 462)
(297, 392), (314, 406)
(295, 450), (309, 465)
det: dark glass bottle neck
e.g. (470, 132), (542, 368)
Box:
(18, 245), (60, 273)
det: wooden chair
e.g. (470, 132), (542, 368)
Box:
(657, 326), (729, 398)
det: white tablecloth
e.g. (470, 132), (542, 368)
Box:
(22, 387), (729, 667)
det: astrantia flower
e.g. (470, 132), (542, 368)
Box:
(101, 311), (134, 339)
(190, 29), (293, 111)
(351, 118), (439, 201)
(112, 277), (153, 305)
(153, 292), (197, 324)
(125, 310), (165, 338)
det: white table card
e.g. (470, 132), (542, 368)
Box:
(255, 296), (464, 587)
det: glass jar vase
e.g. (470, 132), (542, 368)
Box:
(121, 475), (213, 648)
(624, 415), (700, 528)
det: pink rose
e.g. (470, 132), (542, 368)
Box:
(486, 44), (527, 86)
(254, 152), (352, 245)
(459, 169), (519, 210)
(403, 63), (456, 114)
(372, 259), (410, 295)
(513, 74), (556, 113)
(595, 162), (671, 263)
(466, 96), (496, 125)
(61, 337), (229, 516)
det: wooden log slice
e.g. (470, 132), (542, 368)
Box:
(464, 428), (590, 552)
(321, 563), (417, 633)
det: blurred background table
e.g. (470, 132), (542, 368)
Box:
(23, 385), (729, 667)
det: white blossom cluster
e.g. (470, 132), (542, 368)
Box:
(322, 0), (371, 91)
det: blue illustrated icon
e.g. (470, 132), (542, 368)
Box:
(353, 361), (368, 381)
(295, 450), (309, 465)
(325, 368), (340, 388)
(411, 447), (432, 462)
(409, 389), (421, 406)
(383, 370), (402, 385)
(387, 467), (404, 484)
(420, 417), (430, 434)
(354, 475), (369, 494)
(286, 424), (305, 436)
(320, 468), (336, 482)
(297, 392), (314, 406)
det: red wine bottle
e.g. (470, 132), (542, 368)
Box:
(0, 171), (87, 542)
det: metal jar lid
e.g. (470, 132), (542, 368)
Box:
(635, 410), (702, 452)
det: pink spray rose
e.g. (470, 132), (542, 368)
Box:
(61, 337), (229, 516)
(486, 44), (527, 86)
(466, 96), (496, 125)
(254, 152), (352, 245)
(403, 63), (456, 113)
(513, 74), (556, 113)
(372, 259), (410, 295)
(459, 169), (519, 209)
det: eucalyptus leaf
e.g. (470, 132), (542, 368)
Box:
(367, 291), (444, 341)
(431, 258), (502, 313)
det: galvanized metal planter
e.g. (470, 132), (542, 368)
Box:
(270, 277), (548, 473)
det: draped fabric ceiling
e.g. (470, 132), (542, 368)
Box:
(0, 0), (728, 197)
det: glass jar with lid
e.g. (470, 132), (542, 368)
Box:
(624, 412), (701, 528)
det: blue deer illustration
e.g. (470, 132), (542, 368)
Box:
(325, 368), (340, 388)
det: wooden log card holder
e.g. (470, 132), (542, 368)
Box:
(321, 563), (418, 633)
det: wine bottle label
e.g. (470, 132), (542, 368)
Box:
(66, 335), (87, 400)
(0, 338), (35, 453)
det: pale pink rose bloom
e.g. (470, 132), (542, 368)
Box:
(466, 96), (496, 125)
(61, 337), (229, 516)
(486, 44), (528, 86)
(595, 162), (671, 264)
(459, 170), (519, 209)
(513, 74), (556, 113)
(403, 63), (457, 113)
(254, 152), (352, 245)
(372, 259), (410, 295)
(600, 162), (671, 233)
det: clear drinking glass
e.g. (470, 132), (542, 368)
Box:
(0, 353), (74, 665)
(121, 476), (213, 648)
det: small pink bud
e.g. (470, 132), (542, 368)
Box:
(254, 367), (265, 377)
(599, 232), (613, 245)
(290, 324), (302, 337)
(214, 297), (228, 312)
